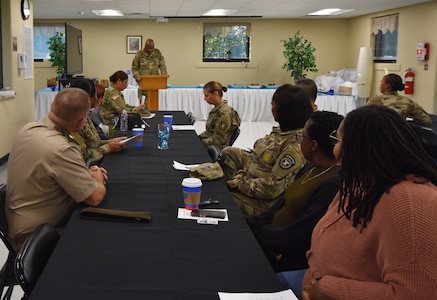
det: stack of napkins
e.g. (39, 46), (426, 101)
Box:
(172, 125), (195, 130)
(172, 160), (200, 170)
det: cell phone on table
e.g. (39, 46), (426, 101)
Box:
(191, 209), (226, 219)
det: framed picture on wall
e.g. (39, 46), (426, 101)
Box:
(126, 35), (142, 54)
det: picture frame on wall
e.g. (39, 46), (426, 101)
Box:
(127, 35), (142, 54)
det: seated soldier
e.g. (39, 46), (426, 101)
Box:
(199, 81), (241, 151)
(367, 73), (431, 124)
(295, 78), (318, 111)
(101, 70), (150, 127)
(89, 83), (110, 140)
(70, 79), (127, 164)
(219, 84), (313, 216)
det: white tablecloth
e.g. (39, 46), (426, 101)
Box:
(159, 88), (276, 122)
(34, 90), (56, 121)
(315, 95), (360, 116)
(35, 88), (361, 122)
(34, 88), (139, 121)
(122, 88), (139, 106)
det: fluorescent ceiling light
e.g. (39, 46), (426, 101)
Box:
(308, 8), (354, 16)
(92, 9), (124, 17)
(203, 9), (236, 16)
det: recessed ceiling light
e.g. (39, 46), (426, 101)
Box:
(202, 9), (236, 17)
(308, 8), (354, 16)
(92, 10), (124, 17)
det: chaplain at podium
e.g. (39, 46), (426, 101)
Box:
(131, 38), (167, 115)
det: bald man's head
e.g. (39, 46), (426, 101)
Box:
(50, 88), (90, 123)
(144, 39), (155, 54)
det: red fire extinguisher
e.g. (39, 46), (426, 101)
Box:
(404, 68), (414, 95)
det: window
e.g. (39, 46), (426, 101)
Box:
(203, 23), (250, 62)
(34, 24), (65, 60)
(371, 14), (398, 62)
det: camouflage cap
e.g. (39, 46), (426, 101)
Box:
(189, 162), (224, 181)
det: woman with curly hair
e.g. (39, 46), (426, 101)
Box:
(302, 105), (437, 299)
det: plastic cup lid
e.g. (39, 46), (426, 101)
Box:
(182, 177), (202, 187)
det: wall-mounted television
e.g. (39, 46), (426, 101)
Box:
(65, 23), (83, 77)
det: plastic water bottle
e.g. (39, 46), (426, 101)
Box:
(120, 109), (128, 132)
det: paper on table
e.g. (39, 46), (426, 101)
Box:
(172, 125), (195, 130)
(218, 289), (298, 300)
(177, 208), (229, 222)
(172, 160), (200, 170)
(141, 112), (156, 119)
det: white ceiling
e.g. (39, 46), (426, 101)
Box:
(33, 0), (433, 20)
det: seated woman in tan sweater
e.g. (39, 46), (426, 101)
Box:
(302, 105), (437, 300)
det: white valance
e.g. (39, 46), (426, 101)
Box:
(371, 14), (398, 35)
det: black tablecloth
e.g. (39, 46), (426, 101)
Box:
(30, 111), (283, 300)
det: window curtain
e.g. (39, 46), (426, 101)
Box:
(371, 14), (398, 35)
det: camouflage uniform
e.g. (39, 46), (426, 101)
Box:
(220, 127), (306, 216)
(101, 85), (147, 128)
(72, 117), (110, 164)
(131, 48), (167, 109)
(199, 100), (241, 150)
(367, 92), (432, 124)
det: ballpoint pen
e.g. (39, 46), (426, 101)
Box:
(141, 119), (150, 127)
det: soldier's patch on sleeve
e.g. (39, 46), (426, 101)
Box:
(279, 154), (295, 169)
(112, 94), (119, 100)
(263, 153), (272, 164)
(219, 122), (228, 130)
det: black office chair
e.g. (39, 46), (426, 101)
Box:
(206, 127), (241, 162)
(206, 145), (222, 162)
(186, 112), (196, 125)
(0, 184), (18, 300)
(409, 123), (437, 159)
(14, 223), (60, 299)
(229, 127), (240, 146)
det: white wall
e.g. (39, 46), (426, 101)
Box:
(2, 1), (436, 159)
(348, 1), (437, 113)
(34, 18), (350, 89)
(0, 0), (35, 158)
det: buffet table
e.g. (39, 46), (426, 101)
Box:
(159, 87), (276, 122)
(315, 94), (362, 116)
(29, 111), (284, 300)
(34, 88), (139, 121)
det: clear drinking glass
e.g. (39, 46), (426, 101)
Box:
(157, 123), (170, 150)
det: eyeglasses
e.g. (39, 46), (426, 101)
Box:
(296, 132), (311, 142)
(328, 130), (343, 145)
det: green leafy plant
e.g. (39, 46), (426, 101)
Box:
(281, 31), (318, 80)
(47, 32), (65, 75)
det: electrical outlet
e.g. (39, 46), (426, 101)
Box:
(424, 64), (429, 71)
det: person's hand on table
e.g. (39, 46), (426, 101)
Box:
(137, 104), (145, 110)
(89, 165), (108, 184)
(302, 270), (322, 300)
(107, 137), (127, 152)
(109, 136), (128, 144)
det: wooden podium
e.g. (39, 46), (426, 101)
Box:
(139, 75), (169, 110)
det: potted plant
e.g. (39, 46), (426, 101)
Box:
(281, 31), (318, 81)
(47, 32), (65, 76)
